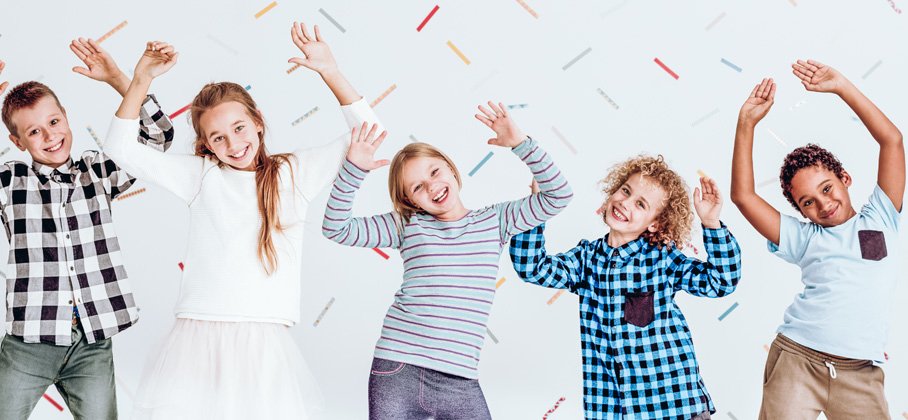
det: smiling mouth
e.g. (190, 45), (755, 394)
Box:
(228, 145), (250, 160)
(44, 140), (64, 153)
(611, 206), (628, 222)
(821, 204), (839, 219)
(432, 187), (449, 204)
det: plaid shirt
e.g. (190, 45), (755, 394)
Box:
(510, 223), (741, 419)
(1, 95), (173, 346)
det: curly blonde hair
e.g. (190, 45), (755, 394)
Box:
(600, 155), (693, 248)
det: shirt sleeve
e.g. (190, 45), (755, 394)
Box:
(321, 158), (402, 249)
(864, 184), (901, 232)
(767, 213), (814, 264)
(494, 138), (573, 242)
(509, 224), (591, 293)
(669, 224), (742, 297)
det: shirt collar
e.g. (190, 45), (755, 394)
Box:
(32, 158), (76, 183)
(602, 234), (649, 259)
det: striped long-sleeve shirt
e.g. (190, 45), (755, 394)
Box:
(322, 137), (572, 379)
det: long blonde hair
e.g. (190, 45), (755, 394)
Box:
(190, 82), (294, 274)
(388, 142), (462, 224)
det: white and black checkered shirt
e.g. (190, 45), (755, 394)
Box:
(1, 95), (173, 345)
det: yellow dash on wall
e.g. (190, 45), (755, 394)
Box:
(697, 169), (708, 179)
(255, 1), (278, 19)
(495, 277), (506, 289)
(286, 63), (302, 74)
(446, 41), (471, 65)
(515, 0), (539, 18)
(97, 20), (128, 43)
(116, 187), (146, 201)
(370, 84), (397, 108)
(547, 290), (565, 305)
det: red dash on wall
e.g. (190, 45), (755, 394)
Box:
(169, 103), (191, 119)
(178, 262), (184, 271)
(43, 394), (64, 411)
(372, 248), (390, 260)
(654, 57), (679, 80)
(417, 5), (440, 32)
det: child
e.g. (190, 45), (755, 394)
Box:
(510, 157), (741, 419)
(321, 102), (573, 419)
(101, 23), (379, 419)
(0, 40), (175, 419)
(731, 63), (903, 419)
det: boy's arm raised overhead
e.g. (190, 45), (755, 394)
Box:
(730, 78), (782, 245)
(793, 59), (905, 211)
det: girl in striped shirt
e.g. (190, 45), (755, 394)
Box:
(322, 102), (573, 419)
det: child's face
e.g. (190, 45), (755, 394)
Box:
(199, 101), (263, 171)
(789, 165), (855, 227)
(401, 156), (464, 220)
(8, 96), (73, 167)
(604, 173), (666, 239)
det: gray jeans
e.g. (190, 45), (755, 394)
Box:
(0, 322), (116, 420)
(368, 357), (491, 420)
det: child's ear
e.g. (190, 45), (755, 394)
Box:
(840, 170), (852, 187)
(646, 222), (660, 233)
(8, 134), (25, 151)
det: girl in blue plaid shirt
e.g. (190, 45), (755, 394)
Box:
(510, 156), (742, 420)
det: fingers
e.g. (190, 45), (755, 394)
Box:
(755, 78), (770, 98)
(314, 25), (323, 42)
(693, 187), (702, 203)
(364, 122), (379, 142)
(291, 22), (306, 48)
(488, 101), (504, 117)
(71, 40), (92, 61)
(477, 104), (497, 121)
(300, 23), (315, 42)
(767, 81), (777, 102)
(350, 124), (361, 142)
(802, 59), (822, 73)
(86, 38), (104, 55)
(748, 83), (760, 99)
(371, 130), (388, 147)
(474, 114), (494, 128)
(72, 66), (91, 77)
(374, 159), (391, 169)
(0, 60), (5, 72)
(0, 81), (7, 96)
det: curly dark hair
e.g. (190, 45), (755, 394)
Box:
(779, 143), (846, 211)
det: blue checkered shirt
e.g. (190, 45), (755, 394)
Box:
(510, 223), (741, 419)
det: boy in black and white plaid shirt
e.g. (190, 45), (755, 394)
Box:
(0, 39), (177, 419)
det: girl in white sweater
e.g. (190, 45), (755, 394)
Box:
(104, 23), (382, 419)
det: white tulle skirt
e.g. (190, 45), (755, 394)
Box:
(132, 318), (324, 420)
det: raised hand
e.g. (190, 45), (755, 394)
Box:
(792, 59), (847, 94)
(693, 177), (722, 229)
(738, 78), (776, 128)
(346, 122), (389, 171)
(0, 60), (8, 96)
(474, 101), (527, 148)
(70, 38), (126, 84)
(133, 41), (179, 81)
(289, 22), (338, 75)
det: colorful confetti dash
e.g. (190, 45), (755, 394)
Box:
(116, 187), (146, 201)
(720, 58), (742, 73)
(718, 302), (739, 321)
(178, 262), (184, 271)
(705, 12), (726, 31)
(245, 85), (252, 91)
(697, 169), (708, 179)
(312, 297), (336, 327)
(515, 0), (539, 19)
(372, 248), (390, 259)
(887, 0), (902, 14)
(862, 60), (882, 80)
(318, 8), (346, 33)
(691, 108), (719, 127)
(0, 146), (9, 159)
(169, 103), (191, 119)
(370, 84), (397, 108)
(468, 151), (494, 177)
(43, 394), (64, 411)
(254, 1), (278, 19)
(654, 58), (679, 80)
(97, 20), (128, 43)
(728, 413), (739, 420)
(496, 277), (507, 289)
(291, 106), (319, 126)
(766, 128), (787, 146)
(446, 41), (471, 65)
(507, 103), (528, 109)
(286, 63), (303, 74)
(417, 5), (440, 32)
(596, 88), (619, 110)
(547, 290), (565, 305)
(551, 126), (577, 155)
(409, 135), (419, 143)
(486, 327), (499, 344)
(542, 396), (566, 419)
(562, 47), (592, 71)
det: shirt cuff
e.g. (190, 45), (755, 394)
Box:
(511, 136), (537, 155)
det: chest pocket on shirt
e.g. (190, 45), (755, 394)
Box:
(858, 230), (887, 261)
(623, 291), (655, 327)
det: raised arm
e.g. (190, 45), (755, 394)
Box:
(509, 224), (591, 293)
(730, 78), (782, 245)
(793, 59), (905, 211)
(474, 101), (574, 240)
(322, 123), (402, 249)
(0, 60), (8, 96)
(668, 226), (741, 297)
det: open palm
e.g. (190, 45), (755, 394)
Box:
(134, 41), (178, 80)
(70, 38), (123, 84)
(738, 78), (775, 126)
(792, 59), (843, 93)
(346, 122), (389, 171)
(474, 101), (527, 148)
(0, 60), (8, 96)
(693, 177), (722, 228)
(289, 22), (337, 74)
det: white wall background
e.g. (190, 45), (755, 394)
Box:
(1, 0), (907, 418)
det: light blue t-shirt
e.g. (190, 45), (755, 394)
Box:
(768, 185), (901, 362)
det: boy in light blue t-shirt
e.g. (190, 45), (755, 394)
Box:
(731, 61), (903, 419)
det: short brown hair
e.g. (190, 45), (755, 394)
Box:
(600, 155), (693, 248)
(2, 81), (65, 136)
(388, 142), (462, 224)
(780, 143), (846, 212)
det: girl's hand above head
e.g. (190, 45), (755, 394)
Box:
(694, 176), (723, 229)
(0, 60), (8, 96)
(289, 22), (338, 76)
(475, 101), (528, 148)
(345, 122), (389, 171)
(792, 59), (848, 95)
(70, 38), (125, 85)
(737, 77), (776, 128)
(133, 41), (178, 81)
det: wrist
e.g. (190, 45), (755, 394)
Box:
(701, 219), (721, 229)
(509, 133), (529, 148)
(319, 67), (342, 80)
(736, 117), (757, 131)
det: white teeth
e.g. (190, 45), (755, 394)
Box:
(433, 188), (448, 202)
(45, 141), (63, 152)
(612, 207), (628, 221)
(229, 145), (249, 159)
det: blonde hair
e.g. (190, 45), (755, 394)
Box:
(388, 142), (462, 224)
(600, 155), (692, 248)
(190, 82), (294, 275)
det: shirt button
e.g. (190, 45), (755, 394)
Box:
(65, 234), (70, 239)
(70, 266), (75, 271)
(610, 262), (616, 268)
(68, 300), (73, 305)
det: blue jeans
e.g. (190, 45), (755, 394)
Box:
(368, 357), (491, 420)
(0, 323), (117, 420)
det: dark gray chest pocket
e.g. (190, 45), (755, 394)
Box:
(858, 230), (887, 261)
